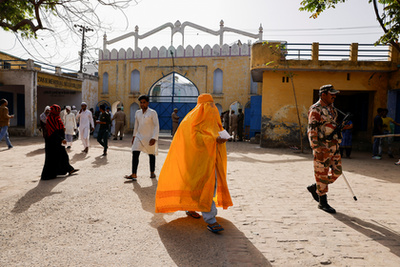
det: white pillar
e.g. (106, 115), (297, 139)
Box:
(24, 65), (37, 136)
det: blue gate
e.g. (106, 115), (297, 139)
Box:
(148, 72), (199, 132)
(244, 95), (262, 139)
(149, 101), (196, 131)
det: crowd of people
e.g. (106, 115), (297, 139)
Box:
(372, 107), (400, 164)
(220, 109), (244, 142)
(1, 87), (400, 231)
(35, 102), (127, 179)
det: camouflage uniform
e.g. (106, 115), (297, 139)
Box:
(308, 100), (342, 196)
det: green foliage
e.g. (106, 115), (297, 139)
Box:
(0, 0), (58, 38)
(299, 0), (347, 19)
(299, 0), (400, 50)
(376, 0), (400, 47)
(0, 0), (134, 39)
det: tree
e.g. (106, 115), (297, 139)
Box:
(299, 0), (400, 52)
(0, 0), (137, 38)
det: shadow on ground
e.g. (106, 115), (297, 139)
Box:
(11, 177), (66, 213)
(128, 178), (167, 228)
(127, 177), (271, 266)
(334, 212), (400, 258)
(157, 217), (272, 266)
(69, 152), (89, 164)
(91, 154), (109, 168)
(25, 148), (45, 157)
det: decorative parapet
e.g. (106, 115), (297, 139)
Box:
(103, 20), (263, 52)
(99, 43), (251, 61)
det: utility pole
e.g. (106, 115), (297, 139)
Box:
(74, 24), (94, 73)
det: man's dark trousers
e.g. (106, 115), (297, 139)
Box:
(97, 129), (109, 152)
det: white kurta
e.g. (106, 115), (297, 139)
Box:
(60, 109), (67, 125)
(132, 108), (159, 155)
(64, 113), (77, 135)
(76, 109), (94, 139)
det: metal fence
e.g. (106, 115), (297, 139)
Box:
(0, 59), (78, 75)
(284, 43), (390, 61)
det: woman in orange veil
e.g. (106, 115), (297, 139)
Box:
(155, 94), (233, 232)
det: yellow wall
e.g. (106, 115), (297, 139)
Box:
(0, 52), (41, 71)
(0, 52), (27, 70)
(261, 70), (389, 146)
(98, 55), (257, 127)
(251, 42), (393, 147)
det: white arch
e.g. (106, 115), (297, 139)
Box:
(111, 101), (123, 115)
(229, 101), (242, 114)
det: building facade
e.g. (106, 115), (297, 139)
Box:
(251, 42), (400, 148)
(98, 20), (262, 131)
(0, 51), (98, 136)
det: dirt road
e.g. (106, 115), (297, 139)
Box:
(1, 136), (399, 266)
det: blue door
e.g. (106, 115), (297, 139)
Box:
(244, 95), (262, 139)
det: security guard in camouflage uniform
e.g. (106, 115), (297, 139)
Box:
(307, 84), (342, 214)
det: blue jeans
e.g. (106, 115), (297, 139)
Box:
(202, 173), (217, 224)
(372, 137), (381, 156)
(0, 126), (12, 147)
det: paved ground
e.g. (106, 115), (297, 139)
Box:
(1, 135), (400, 266)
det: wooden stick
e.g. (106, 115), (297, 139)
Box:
(373, 134), (400, 138)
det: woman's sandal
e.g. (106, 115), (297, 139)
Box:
(124, 174), (137, 181)
(186, 211), (201, 219)
(69, 169), (79, 176)
(207, 222), (224, 233)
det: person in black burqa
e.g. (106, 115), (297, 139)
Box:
(41, 104), (79, 180)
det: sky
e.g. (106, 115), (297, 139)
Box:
(0, 0), (386, 71)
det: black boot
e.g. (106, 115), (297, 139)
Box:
(318, 194), (336, 214)
(307, 183), (319, 202)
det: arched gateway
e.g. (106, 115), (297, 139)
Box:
(148, 72), (199, 131)
(98, 20), (263, 134)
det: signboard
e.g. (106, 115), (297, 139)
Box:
(37, 72), (82, 91)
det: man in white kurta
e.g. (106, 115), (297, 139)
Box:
(75, 102), (94, 153)
(125, 95), (159, 181)
(64, 106), (77, 148)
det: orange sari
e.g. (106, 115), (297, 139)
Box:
(155, 94), (233, 213)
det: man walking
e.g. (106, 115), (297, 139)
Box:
(223, 111), (229, 131)
(307, 84), (342, 214)
(96, 105), (111, 156)
(171, 108), (179, 136)
(107, 107), (114, 138)
(0, 98), (14, 149)
(64, 106), (77, 149)
(76, 102), (94, 153)
(112, 107), (126, 140)
(124, 95), (159, 180)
